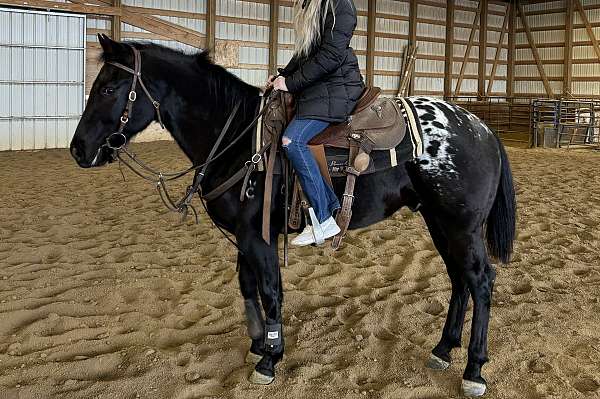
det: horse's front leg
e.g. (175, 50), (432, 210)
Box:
(237, 229), (283, 385)
(238, 254), (266, 364)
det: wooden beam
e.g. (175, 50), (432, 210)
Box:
(206, 0), (217, 51)
(507, 0), (515, 98)
(0, 0), (120, 15)
(120, 10), (205, 48)
(478, 0), (488, 99)
(455, 4), (481, 95)
(269, 0), (279, 75)
(408, 0), (417, 95)
(112, 0), (121, 41)
(574, 0), (600, 63)
(444, 0), (455, 99)
(366, 0), (376, 87)
(517, 1), (554, 97)
(486, 9), (508, 95)
(564, 0), (574, 96)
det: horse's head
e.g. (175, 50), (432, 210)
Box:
(70, 35), (160, 168)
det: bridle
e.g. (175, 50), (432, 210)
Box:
(91, 44), (276, 250)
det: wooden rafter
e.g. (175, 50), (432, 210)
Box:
(486, 8), (508, 95)
(455, 4), (481, 95)
(0, 0), (120, 15)
(574, 0), (600, 62)
(516, 2), (554, 97)
(120, 11), (205, 48)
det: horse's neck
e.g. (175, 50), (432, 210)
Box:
(164, 87), (260, 180)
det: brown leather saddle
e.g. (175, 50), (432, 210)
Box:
(280, 87), (407, 249)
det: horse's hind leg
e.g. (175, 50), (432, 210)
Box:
(422, 212), (470, 370)
(447, 230), (496, 397)
(238, 254), (265, 364)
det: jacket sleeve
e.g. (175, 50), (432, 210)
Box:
(278, 55), (299, 77)
(285, 0), (357, 94)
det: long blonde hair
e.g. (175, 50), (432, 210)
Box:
(294, 0), (336, 58)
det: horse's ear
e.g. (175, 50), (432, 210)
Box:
(98, 34), (128, 60)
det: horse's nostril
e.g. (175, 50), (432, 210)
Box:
(70, 145), (82, 161)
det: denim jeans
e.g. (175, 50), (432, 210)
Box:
(282, 117), (340, 223)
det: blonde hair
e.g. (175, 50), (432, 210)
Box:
(293, 0), (336, 58)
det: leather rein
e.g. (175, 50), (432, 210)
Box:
(95, 44), (274, 250)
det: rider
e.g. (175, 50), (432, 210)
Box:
(267, 0), (364, 246)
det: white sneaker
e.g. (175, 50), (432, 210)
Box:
(291, 216), (341, 247)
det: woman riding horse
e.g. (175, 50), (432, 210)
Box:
(267, 0), (364, 246)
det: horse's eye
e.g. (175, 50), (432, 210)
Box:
(101, 87), (115, 96)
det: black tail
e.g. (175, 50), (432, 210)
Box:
(486, 138), (516, 264)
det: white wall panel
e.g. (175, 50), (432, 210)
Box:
(0, 8), (85, 151)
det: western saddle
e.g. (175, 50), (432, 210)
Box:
(260, 87), (406, 249)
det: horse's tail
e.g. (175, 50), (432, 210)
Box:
(486, 137), (516, 264)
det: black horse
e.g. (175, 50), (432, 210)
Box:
(70, 36), (516, 397)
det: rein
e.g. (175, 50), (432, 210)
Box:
(96, 44), (277, 252)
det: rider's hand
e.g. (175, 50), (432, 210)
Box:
(265, 75), (276, 89)
(272, 76), (288, 92)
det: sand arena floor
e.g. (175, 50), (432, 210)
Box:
(0, 142), (599, 399)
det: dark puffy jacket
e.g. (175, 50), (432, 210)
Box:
(280, 0), (365, 123)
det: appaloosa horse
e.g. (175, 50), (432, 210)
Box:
(70, 35), (516, 397)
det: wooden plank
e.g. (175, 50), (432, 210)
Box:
(120, 10), (205, 48)
(478, 0), (488, 99)
(0, 0), (120, 15)
(486, 8), (508, 95)
(564, 0), (574, 95)
(206, 0), (216, 51)
(444, 0), (455, 99)
(408, 0), (417, 95)
(268, 0), (279, 75)
(366, 0), (376, 87)
(516, 1), (554, 97)
(455, 4), (481, 95)
(574, 0), (600, 63)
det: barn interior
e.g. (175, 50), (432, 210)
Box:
(0, 1), (599, 398)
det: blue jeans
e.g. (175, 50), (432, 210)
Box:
(282, 117), (340, 223)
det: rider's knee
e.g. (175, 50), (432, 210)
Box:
(282, 136), (292, 148)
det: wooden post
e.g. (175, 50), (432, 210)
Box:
(408, 0), (417, 95)
(478, 0), (488, 99)
(269, 0), (280, 75)
(507, 0), (515, 99)
(206, 0), (216, 51)
(444, 0), (455, 100)
(112, 0), (121, 41)
(564, 0), (573, 96)
(366, 0), (376, 87)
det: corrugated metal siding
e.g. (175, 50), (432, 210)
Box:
(0, 8), (85, 151)
(453, 0), (479, 95)
(572, 2), (600, 97)
(416, 0), (445, 96)
(515, 1), (566, 97)
(374, 0), (409, 95)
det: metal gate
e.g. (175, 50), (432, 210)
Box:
(0, 7), (85, 151)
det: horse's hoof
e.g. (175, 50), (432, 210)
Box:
(249, 370), (275, 385)
(462, 379), (487, 397)
(426, 354), (450, 370)
(245, 351), (263, 364)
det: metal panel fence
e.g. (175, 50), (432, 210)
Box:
(0, 7), (86, 151)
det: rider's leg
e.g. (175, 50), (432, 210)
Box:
(282, 117), (340, 245)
